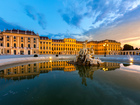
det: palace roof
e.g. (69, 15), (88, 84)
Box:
(2, 29), (38, 35)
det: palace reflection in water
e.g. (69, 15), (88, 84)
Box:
(0, 61), (120, 85)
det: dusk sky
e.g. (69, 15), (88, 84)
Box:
(0, 0), (140, 48)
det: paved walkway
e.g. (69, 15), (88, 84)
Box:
(0, 54), (76, 59)
(0, 54), (140, 59)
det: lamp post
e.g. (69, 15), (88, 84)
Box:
(103, 43), (108, 57)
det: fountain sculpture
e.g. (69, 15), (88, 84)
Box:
(72, 40), (103, 66)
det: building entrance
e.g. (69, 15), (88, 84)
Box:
(14, 50), (16, 55)
(20, 51), (24, 55)
(28, 50), (30, 55)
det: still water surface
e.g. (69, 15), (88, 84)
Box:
(0, 61), (140, 105)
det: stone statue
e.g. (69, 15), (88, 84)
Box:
(90, 49), (94, 56)
(74, 40), (103, 65)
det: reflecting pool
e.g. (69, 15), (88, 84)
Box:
(0, 61), (140, 105)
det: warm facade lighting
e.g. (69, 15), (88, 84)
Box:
(49, 57), (52, 59)
(130, 58), (133, 62)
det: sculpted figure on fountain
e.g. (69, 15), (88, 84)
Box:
(74, 40), (103, 65)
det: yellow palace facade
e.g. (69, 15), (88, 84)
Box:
(0, 29), (121, 55)
(39, 36), (121, 55)
(0, 29), (39, 55)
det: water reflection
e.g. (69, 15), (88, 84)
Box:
(0, 61), (120, 83)
(75, 62), (120, 86)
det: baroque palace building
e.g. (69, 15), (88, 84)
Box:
(0, 29), (121, 55)
(0, 29), (39, 55)
(39, 36), (121, 55)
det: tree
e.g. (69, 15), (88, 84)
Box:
(135, 48), (139, 50)
(123, 44), (134, 50)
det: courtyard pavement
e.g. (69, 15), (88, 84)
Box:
(0, 54), (140, 59)
(0, 54), (140, 66)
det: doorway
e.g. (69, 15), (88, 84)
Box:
(28, 50), (30, 55)
(14, 50), (16, 55)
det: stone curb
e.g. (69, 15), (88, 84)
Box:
(0, 56), (75, 67)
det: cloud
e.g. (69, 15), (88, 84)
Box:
(37, 13), (47, 30)
(58, 0), (88, 27)
(24, 5), (47, 30)
(61, 13), (83, 26)
(0, 17), (24, 31)
(24, 5), (37, 20)
(59, 0), (140, 30)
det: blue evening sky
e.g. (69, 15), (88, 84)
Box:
(0, 0), (140, 47)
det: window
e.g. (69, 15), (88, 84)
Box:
(40, 47), (42, 49)
(7, 50), (9, 53)
(7, 43), (9, 47)
(28, 44), (30, 48)
(21, 37), (23, 39)
(34, 51), (36, 53)
(28, 37), (30, 42)
(34, 44), (36, 48)
(1, 43), (3, 46)
(14, 36), (16, 39)
(7, 36), (9, 38)
(21, 44), (23, 48)
(14, 43), (16, 47)
(34, 38), (36, 40)
(49, 42), (51, 44)
(40, 42), (42, 44)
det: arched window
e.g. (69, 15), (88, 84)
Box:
(1, 43), (3, 46)
(21, 44), (23, 48)
(28, 44), (30, 48)
(34, 44), (36, 48)
(7, 43), (9, 47)
(14, 43), (16, 47)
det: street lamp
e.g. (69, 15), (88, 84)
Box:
(103, 43), (108, 57)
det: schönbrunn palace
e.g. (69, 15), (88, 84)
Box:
(0, 29), (121, 55)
